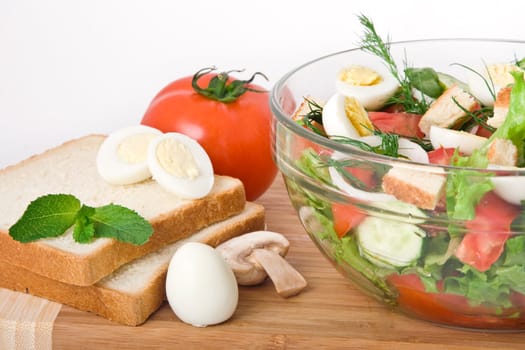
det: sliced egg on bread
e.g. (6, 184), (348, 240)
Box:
(96, 125), (162, 185)
(148, 132), (214, 199)
(335, 62), (399, 111)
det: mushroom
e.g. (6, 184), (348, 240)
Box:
(216, 231), (307, 298)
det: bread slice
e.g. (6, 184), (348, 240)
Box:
(418, 84), (479, 136)
(488, 86), (512, 128)
(382, 166), (446, 210)
(0, 135), (246, 286)
(0, 202), (265, 326)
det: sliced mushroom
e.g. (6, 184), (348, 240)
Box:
(216, 231), (307, 298)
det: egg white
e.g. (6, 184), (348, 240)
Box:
(488, 165), (525, 206)
(96, 125), (162, 185)
(468, 63), (522, 107)
(165, 242), (238, 327)
(335, 61), (399, 111)
(147, 132), (214, 199)
(322, 93), (360, 139)
(429, 125), (487, 155)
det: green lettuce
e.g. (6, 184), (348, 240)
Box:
(447, 71), (525, 220)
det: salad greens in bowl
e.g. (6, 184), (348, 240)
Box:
(270, 15), (525, 331)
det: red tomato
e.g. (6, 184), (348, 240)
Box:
(427, 147), (457, 165)
(332, 202), (367, 238)
(456, 192), (521, 272)
(387, 273), (525, 329)
(141, 68), (277, 201)
(368, 111), (424, 138)
(331, 167), (376, 238)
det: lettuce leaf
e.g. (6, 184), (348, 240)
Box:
(447, 71), (525, 220)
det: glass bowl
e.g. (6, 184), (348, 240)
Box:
(270, 39), (525, 331)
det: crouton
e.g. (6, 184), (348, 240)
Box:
(382, 167), (446, 210)
(487, 138), (518, 166)
(292, 96), (325, 121)
(487, 86), (512, 129)
(418, 85), (479, 136)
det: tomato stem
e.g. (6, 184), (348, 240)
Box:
(191, 66), (268, 103)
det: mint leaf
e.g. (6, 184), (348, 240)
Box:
(9, 194), (81, 242)
(73, 205), (96, 243)
(91, 204), (153, 245)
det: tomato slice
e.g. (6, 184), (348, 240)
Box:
(427, 147), (457, 165)
(368, 111), (424, 138)
(332, 202), (367, 238)
(456, 192), (521, 272)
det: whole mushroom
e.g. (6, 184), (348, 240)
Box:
(216, 231), (307, 298)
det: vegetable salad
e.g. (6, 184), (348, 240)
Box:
(287, 16), (525, 329)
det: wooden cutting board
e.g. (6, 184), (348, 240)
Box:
(2, 176), (525, 349)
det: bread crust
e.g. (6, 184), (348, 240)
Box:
(0, 203), (265, 326)
(0, 135), (246, 286)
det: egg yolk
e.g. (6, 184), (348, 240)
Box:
(339, 65), (382, 86)
(155, 138), (200, 180)
(117, 133), (158, 164)
(344, 97), (374, 136)
(487, 63), (522, 87)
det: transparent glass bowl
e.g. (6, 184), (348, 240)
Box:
(270, 39), (525, 331)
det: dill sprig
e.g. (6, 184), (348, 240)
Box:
(452, 97), (496, 134)
(296, 97), (326, 136)
(357, 14), (428, 114)
(330, 130), (405, 158)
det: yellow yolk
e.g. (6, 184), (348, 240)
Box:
(339, 65), (383, 86)
(156, 138), (200, 179)
(344, 96), (374, 136)
(117, 133), (158, 164)
(487, 63), (522, 87)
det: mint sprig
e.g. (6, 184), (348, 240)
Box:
(9, 194), (153, 245)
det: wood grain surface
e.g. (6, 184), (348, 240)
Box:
(5, 176), (525, 349)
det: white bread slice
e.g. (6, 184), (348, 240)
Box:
(0, 202), (265, 326)
(382, 166), (446, 210)
(0, 135), (246, 286)
(418, 85), (479, 136)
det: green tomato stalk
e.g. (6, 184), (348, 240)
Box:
(191, 66), (268, 103)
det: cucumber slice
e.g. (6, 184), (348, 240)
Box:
(437, 72), (470, 92)
(356, 216), (425, 268)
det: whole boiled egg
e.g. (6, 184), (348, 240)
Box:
(468, 62), (523, 106)
(166, 242), (238, 327)
(147, 132), (214, 199)
(335, 61), (399, 111)
(96, 125), (162, 185)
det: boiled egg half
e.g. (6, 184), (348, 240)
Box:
(336, 62), (399, 111)
(468, 62), (523, 106)
(96, 125), (162, 185)
(147, 132), (214, 199)
(322, 93), (373, 139)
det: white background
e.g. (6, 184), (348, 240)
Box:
(1, 0), (523, 168)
